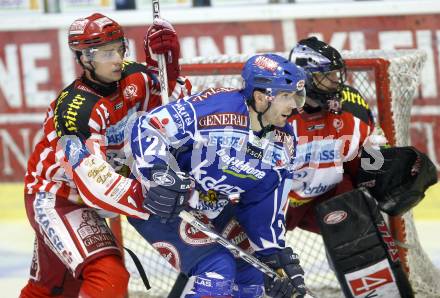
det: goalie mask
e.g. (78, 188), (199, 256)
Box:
(289, 36), (346, 107)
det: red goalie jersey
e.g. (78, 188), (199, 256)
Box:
(286, 85), (375, 232)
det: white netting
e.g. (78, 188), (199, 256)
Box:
(119, 49), (440, 298)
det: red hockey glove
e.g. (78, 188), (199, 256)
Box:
(144, 18), (180, 81)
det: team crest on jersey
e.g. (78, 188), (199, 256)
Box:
(333, 118), (344, 132)
(152, 242), (181, 270)
(179, 212), (216, 246)
(123, 84), (138, 100)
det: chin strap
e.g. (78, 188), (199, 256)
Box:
(248, 99), (273, 137)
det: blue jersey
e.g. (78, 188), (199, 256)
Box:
(129, 88), (296, 253)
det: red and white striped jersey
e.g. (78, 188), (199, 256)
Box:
(25, 60), (191, 206)
(288, 85), (375, 207)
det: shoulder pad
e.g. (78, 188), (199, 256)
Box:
(53, 84), (100, 139)
(340, 85), (374, 125)
(121, 61), (149, 79)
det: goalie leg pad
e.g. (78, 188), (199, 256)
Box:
(316, 189), (414, 298)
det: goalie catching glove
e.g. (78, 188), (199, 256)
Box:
(259, 247), (307, 298)
(357, 146), (437, 216)
(144, 164), (195, 221)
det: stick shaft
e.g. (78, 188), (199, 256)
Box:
(178, 210), (317, 298)
(152, 0), (169, 104)
(179, 210), (278, 279)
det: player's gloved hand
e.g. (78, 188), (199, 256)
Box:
(144, 164), (194, 221)
(259, 247), (307, 298)
(58, 135), (90, 169)
(144, 18), (180, 81)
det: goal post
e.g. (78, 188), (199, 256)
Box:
(110, 49), (440, 297)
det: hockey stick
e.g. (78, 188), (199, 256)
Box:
(152, 0), (170, 104)
(179, 210), (278, 278)
(178, 210), (317, 298)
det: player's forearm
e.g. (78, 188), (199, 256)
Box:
(72, 154), (150, 219)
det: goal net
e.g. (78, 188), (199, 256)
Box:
(111, 49), (440, 298)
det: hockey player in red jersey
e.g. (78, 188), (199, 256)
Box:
(20, 13), (190, 298)
(285, 36), (375, 233)
(285, 37), (437, 298)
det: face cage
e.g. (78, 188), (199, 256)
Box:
(312, 66), (347, 94)
(81, 38), (130, 63)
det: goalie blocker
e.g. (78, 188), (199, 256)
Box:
(316, 189), (413, 298)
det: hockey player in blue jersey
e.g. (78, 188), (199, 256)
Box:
(59, 53), (308, 297)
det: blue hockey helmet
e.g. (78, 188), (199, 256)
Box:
(241, 53), (307, 102)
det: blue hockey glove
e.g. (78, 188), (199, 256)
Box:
(144, 164), (194, 221)
(58, 135), (90, 169)
(259, 247), (307, 298)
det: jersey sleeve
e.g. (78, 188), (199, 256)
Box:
(52, 89), (149, 217)
(340, 85), (378, 179)
(340, 85), (375, 128)
(54, 89), (108, 160)
(69, 152), (149, 219)
(128, 98), (197, 182)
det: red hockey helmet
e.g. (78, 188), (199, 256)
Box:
(68, 13), (124, 52)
